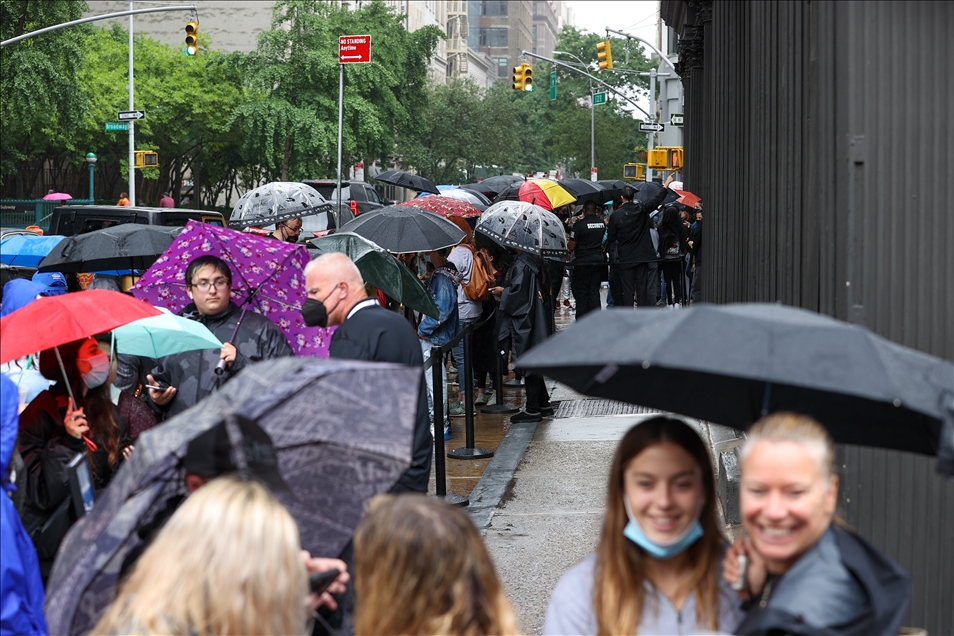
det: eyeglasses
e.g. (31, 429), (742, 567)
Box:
(191, 278), (229, 292)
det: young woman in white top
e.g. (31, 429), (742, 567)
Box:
(544, 416), (741, 635)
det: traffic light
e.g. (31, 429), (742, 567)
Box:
(596, 40), (613, 70)
(185, 21), (199, 56)
(646, 149), (667, 169)
(668, 147), (684, 170)
(134, 151), (159, 169)
(512, 63), (533, 91)
(623, 163), (645, 181)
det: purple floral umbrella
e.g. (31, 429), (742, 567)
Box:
(131, 220), (334, 357)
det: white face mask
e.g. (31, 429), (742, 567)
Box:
(79, 352), (110, 389)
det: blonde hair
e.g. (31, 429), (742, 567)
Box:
(594, 417), (726, 636)
(353, 494), (517, 636)
(93, 477), (307, 635)
(741, 412), (836, 479)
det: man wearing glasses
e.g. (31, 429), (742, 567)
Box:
(147, 256), (293, 418)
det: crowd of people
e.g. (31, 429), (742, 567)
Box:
(0, 177), (911, 636)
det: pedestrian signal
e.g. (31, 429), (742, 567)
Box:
(134, 151), (159, 169)
(185, 21), (199, 56)
(623, 163), (645, 181)
(646, 149), (667, 169)
(669, 147), (684, 170)
(512, 64), (533, 91)
(596, 40), (614, 70)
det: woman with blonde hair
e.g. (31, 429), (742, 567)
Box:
(94, 476), (311, 635)
(544, 416), (741, 635)
(724, 412), (910, 635)
(353, 494), (517, 636)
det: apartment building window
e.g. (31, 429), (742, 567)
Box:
(479, 27), (508, 48)
(493, 57), (509, 78)
(480, 1), (508, 16)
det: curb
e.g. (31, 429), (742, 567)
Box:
(466, 421), (538, 531)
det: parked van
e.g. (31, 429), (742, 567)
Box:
(49, 205), (225, 237)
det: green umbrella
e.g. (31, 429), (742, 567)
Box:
(309, 232), (438, 318)
(112, 308), (223, 358)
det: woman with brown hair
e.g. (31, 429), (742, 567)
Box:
(353, 494), (517, 636)
(544, 417), (741, 635)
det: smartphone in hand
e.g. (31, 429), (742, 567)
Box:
(309, 568), (340, 595)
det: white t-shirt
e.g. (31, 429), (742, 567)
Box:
(447, 245), (481, 321)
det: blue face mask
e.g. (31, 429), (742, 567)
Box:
(622, 497), (704, 559)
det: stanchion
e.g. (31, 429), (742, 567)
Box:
(430, 344), (468, 506)
(481, 346), (518, 414)
(448, 328), (493, 460)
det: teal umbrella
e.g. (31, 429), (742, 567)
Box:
(112, 308), (223, 358)
(309, 232), (438, 318)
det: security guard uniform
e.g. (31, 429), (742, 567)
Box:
(569, 211), (607, 317)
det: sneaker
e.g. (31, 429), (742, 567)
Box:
(448, 401), (466, 417)
(510, 410), (542, 424)
(475, 391), (490, 406)
(444, 421), (452, 441)
(673, 302), (681, 309)
(540, 405), (555, 417)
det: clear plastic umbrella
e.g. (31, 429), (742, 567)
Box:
(229, 182), (332, 230)
(475, 200), (568, 258)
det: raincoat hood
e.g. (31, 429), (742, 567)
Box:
(1, 279), (42, 317)
(1, 374), (16, 483)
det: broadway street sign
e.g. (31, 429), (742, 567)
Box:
(105, 122), (129, 131)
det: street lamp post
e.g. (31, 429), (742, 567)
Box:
(553, 51), (596, 180)
(86, 152), (97, 201)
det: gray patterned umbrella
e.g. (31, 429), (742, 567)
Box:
(229, 181), (333, 229)
(44, 357), (420, 635)
(475, 200), (568, 258)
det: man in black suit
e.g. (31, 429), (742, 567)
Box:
(303, 252), (430, 493)
(607, 173), (675, 307)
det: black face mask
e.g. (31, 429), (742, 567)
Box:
(301, 286), (340, 328)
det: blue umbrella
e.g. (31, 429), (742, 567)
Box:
(0, 235), (66, 268)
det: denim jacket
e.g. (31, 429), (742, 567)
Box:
(418, 266), (461, 347)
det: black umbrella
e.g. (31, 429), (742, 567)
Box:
(374, 169), (440, 195)
(339, 205), (465, 253)
(36, 225), (182, 273)
(44, 356), (421, 635)
(492, 181), (523, 203)
(557, 178), (609, 205)
(462, 175), (525, 198)
(517, 303), (954, 469)
(633, 181), (678, 207)
(597, 179), (629, 202)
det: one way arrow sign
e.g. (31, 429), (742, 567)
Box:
(118, 110), (146, 121)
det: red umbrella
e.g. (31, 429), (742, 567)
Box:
(0, 290), (161, 364)
(674, 189), (701, 208)
(396, 195), (481, 218)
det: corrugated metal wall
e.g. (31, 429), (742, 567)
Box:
(662, 1), (954, 632)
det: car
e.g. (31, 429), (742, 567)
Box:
(48, 205), (225, 237)
(300, 180), (388, 235)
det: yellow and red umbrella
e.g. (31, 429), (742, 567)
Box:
(517, 179), (576, 211)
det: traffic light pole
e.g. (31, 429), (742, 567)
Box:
(519, 51), (652, 119)
(554, 52), (597, 182)
(0, 5), (197, 47)
(128, 1), (137, 206)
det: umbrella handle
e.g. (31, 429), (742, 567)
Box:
(214, 305), (250, 376)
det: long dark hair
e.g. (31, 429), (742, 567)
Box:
(594, 417), (725, 635)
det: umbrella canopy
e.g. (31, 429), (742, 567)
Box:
(42, 192), (72, 201)
(0, 234), (66, 268)
(36, 225), (181, 273)
(557, 178), (608, 205)
(597, 179), (629, 202)
(339, 205), (465, 254)
(45, 356), (421, 635)
(517, 179), (577, 211)
(112, 308), (223, 358)
(492, 181), (522, 203)
(633, 181), (678, 207)
(462, 175), (525, 197)
(308, 232), (438, 318)
(475, 200), (568, 258)
(132, 220), (334, 357)
(674, 188), (702, 208)
(516, 303), (954, 467)
(373, 169), (440, 195)
(0, 290), (161, 364)
(229, 182), (332, 230)
(435, 187), (493, 211)
(398, 195), (481, 218)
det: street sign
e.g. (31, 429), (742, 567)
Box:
(339, 35), (371, 64)
(549, 70), (556, 101)
(670, 113), (684, 127)
(105, 122), (129, 131)
(639, 122), (665, 133)
(118, 110), (145, 121)
(592, 92), (607, 106)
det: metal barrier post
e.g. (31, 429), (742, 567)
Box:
(481, 346), (519, 414)
(448, 327), (493, 460)
(430, 344), (468, 506)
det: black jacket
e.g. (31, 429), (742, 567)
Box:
(688, 219), (702, 266)
(606, 187), (671, 266)
(657, 207), (689, 256)
(329, 301), (430, 493)
(736, 525), (910, 636)
(152, 301), (293, 418)
(496, 253), (553, 359)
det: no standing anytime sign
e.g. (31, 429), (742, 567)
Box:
(339, 35), (371, 64)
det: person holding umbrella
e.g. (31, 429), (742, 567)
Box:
(724, 413), (910, 635)
(147, 256), (293, 419)
(271, 217), (303, 243)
